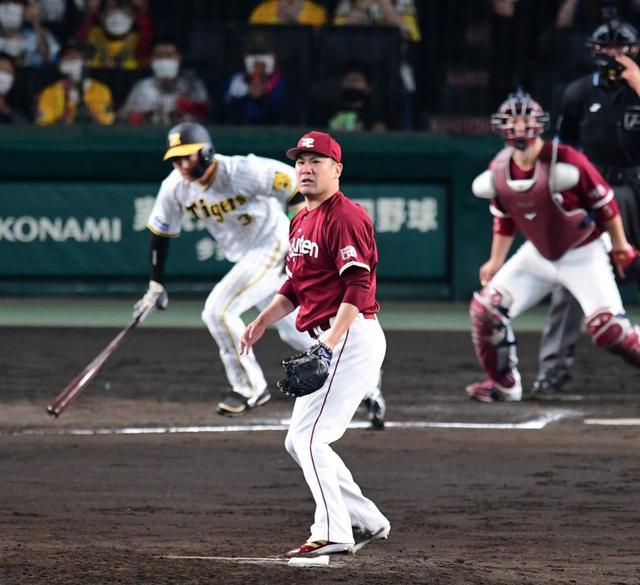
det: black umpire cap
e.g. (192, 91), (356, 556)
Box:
(163, 122), (214, 161)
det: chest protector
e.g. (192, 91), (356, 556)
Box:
(491, 143), (594, 260)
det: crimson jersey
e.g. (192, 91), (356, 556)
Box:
(491, 142), (619, 245)
(280, 191), (380, 333)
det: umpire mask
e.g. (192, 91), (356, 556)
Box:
(588, 19), (640, 81)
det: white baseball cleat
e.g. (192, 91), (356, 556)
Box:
(349, 524), (391, 554)
(286, 540), (351, 557)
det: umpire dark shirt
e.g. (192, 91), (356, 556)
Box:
(558, 72), (640, 167)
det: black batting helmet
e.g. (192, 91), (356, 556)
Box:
(491, 89), (549, 150)
(163, 122), (213, 161)
(163, 122), (215, 180)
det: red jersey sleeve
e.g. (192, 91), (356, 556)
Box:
(328, 212), (375, 275)
(340, 266), (372, 310)
(278, 277), (299, 308)
(561, 146), (619, 224)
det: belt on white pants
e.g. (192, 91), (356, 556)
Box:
(307, 313), (376, 339)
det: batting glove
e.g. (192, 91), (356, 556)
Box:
(133, 280), (168, 321)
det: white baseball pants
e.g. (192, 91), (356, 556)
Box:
(285, 314), (389, 544)
(492, 236), (624, 319)
(201, 234), (309, 399)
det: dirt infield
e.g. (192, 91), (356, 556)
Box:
(2, 326), (640, 585)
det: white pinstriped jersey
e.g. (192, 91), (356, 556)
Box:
(147, 153), (297, 262)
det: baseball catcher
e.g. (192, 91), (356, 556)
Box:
(277, 342), (332, 397)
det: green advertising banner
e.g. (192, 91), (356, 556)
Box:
(0, 181), (448, 282)
(347, 183), (448, 279)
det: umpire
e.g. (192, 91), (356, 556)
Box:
(533, 18), (640, 395)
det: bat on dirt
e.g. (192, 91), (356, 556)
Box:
(46, 306), (154, 418)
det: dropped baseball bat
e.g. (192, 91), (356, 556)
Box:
(46, 306), (153, 418)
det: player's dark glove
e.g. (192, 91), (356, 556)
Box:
(277, 342), (333, 398)
(611, 247), (640, 282)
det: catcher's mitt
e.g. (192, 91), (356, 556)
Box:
(277, 342), (333, 398)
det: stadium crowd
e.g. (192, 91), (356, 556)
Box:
(1, 0), (639, 130)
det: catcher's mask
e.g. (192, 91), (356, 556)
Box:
(587, 19), (640, 80)
(163, 122), (215, 180)
(490, 89), (549, 151)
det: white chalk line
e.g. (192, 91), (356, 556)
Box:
(160, 554), (343, 568)
(161, 554), (289, 566)
(6, 410), (577, 436)
(583, 418), (640, 426)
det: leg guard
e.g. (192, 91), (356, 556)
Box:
(586, 310), (640, 368)
(470, 285), (519, 387)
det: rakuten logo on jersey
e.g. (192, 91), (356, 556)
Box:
(289, 234), (319, 258)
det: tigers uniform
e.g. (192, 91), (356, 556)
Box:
(148, 153), (310, 410)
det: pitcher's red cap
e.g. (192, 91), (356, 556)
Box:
(286, 131), (342, 162)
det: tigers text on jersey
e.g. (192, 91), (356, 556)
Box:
(147, 153), (297, 262)
(283, 191), (380, 332)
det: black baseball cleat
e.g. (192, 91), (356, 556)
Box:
(529, 368), (572, 398)
(363, 396), (386, 430)
(216, 389), (271, 416)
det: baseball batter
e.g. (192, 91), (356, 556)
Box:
(240, 131), (390, 557)
(467, 90), (640, 402)
(133, 122), (312, 416)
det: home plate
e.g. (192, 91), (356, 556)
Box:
(288, 555), (330, 567)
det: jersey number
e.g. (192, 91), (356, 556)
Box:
(238, 214), (252, 226)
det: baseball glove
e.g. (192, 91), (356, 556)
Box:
(277, 342), (333, 398)
(611, 247), (640, 282)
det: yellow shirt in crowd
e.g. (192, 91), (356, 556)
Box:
(249, 0), (327, 25)
(85, 26), (141, 69)
(36, 79), (115, 125)
(334, 0), (421, 42)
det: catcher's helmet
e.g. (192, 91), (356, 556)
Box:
(491, 89), (549, 150)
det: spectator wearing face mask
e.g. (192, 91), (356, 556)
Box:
(223, 39), (299, 125)
(0, 0), (60, 66)
(35, 41), (115, 124)
(333, 0), (421, 130)
(0, 51), (24, 122)
(324, 63), (389, 132)
(118, 38), (209, 125)
(75, 0), (153, 69)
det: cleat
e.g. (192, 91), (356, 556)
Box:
(363, 371), (386, 430)
(465, 373), (522, 403)
(363, 396), (386, 430)
(216, 389), (271, 417)
(286, 540), (351, 557)
(530, 368), (572, 397)
(350, 524), (390, 554)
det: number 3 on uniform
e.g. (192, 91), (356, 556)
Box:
(238, 214), (252, 226)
